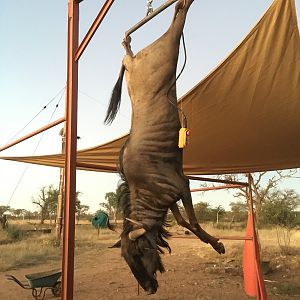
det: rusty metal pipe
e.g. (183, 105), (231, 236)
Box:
(171, 235), (253, 241)
(61, 1), (79, 299)
(76, 162), (116, 172)
(187, 175), (249, 187)
(0, 117), (65, 152)
(125, 0), (179, 37)
(75, 0), (115, 61)
(190, 184), (245, 192)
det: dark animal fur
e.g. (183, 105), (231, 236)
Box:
(104, 0), (224, 294)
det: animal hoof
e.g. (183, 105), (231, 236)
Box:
(215, 242), (225, 254)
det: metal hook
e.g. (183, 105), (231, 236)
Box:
(146, 0), (154, 16)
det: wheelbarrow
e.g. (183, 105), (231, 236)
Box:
(6, 269), (61, 300)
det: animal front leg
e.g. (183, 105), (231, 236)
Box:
(171, 203), (202, 233)
(170, 203), (225, 254)
(178, 184), (225, 254)
(122, 35), (134, 57)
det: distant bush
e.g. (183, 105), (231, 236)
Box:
(213, 221), (247, 231)
(6, 225), (23, 240)
(260, 189), (300, 254)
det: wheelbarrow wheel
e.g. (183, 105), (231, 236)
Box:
(51, 281), (61, 297)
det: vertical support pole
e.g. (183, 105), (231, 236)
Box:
(247, 174), (260, 299)
(62, 1), (79, 299)
(247, 174), (267, 300)
(56, 127), (66, 244)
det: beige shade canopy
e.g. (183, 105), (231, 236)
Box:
(1, 0), (300, 175)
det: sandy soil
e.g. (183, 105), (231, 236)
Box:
(0, 236), (299, 300)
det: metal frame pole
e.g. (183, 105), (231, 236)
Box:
(187, 175), (249, 187)
(62, 1), (116, 299)
(62, 1), (79, 299)
(56, 127), (66, 244)
(0, 117), (65, 152)
(247, 174), (260, 299)
(125, 0), (179, 37)
(247, 174), (267, 300)
(190, 184), (245, 192)
(75, 0), (115, 61)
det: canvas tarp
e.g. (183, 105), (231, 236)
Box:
(1, 0), (300, 175)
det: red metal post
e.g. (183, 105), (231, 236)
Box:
(190, 184), (244, 192)
(75, 0), (115, 61)
(62, 1), (79, 299)
(76, 162), (116, 172)
(247, 174), (267, 300)
(0, 117), (65, 152)
(187, 175), (249, 187)
(171, 235), (252, 241)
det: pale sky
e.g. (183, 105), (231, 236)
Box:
(0, 0), (299, 213)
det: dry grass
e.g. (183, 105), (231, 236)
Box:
(0, 233), (60, 271)
(0, 220), (299, 274)
(0, 229), (8, 241)
(74, 224), (120, 251)
(0, 220), (120, 272)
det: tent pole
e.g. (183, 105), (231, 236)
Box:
(75, 0), (115, 61)
(61, 0), (79, 299)
(55, 126), (66, 245)
(0, 117), (65, 152)
(247, 174), (267, 300)
(62, 1), (115, 299)
(187, 175), (248, 187)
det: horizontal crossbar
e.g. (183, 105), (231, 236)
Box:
(125, 0), (179, 37)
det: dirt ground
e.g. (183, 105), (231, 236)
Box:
(0, 236), (299, 300)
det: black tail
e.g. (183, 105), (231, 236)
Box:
(104, 63), (126, 125)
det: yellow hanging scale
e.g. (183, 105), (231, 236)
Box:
(178, 99), (190, 148)
(178, 127), (190, 148)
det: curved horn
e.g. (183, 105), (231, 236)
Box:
(125, 217), (143, 227)
(129, 228), (146, 241)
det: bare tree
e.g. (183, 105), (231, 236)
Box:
(0, 205), (10, 229)
(0, 215), (8, 229)
(229, 200), (248, 225)
(0, 205), (10, 216)
(75, 196), (89, 224)
(32, 185), (58, 224)
(212, 205), (225, 224)
(100, 186), (122, 223)
(221, 169), (298, 221)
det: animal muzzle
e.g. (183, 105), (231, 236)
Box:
(144, 278), (158, 294)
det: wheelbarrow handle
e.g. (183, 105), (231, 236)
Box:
(5, 274), (30, 289)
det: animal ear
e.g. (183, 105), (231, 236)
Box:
(129, 228), (146, 241)
(108, 239), (121, 248)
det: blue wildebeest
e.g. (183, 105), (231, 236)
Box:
(105, 0), (225, 294)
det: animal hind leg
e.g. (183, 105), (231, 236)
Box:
(122, 36), (134, 57)
(177, 180), (225, 254)
(170, 203), (202, 234)
(170, 203), (224, 254)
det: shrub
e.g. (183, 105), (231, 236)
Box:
(6, 225), (23, 240)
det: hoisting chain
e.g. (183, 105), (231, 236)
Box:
(146, 0), (154, 16)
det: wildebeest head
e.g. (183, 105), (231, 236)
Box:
(121, 221), (170, 294)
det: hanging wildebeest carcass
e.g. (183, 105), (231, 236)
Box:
(105, 0), (225, 294)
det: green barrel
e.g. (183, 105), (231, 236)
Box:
(91, 212), (109, 229)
